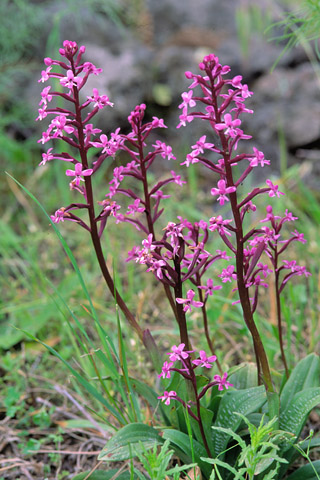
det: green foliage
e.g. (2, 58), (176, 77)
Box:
(0, 219), (65, 349)
(72, 471), (134, 480)
(3, 385), (25, 418)
(205, 415), (290, 480)
(285, 461), (320, 480)
(285, 432), (320, 480)
(132, 439), (197, 480)
(74, 440), (197, 480)
(99, 359), (320, 479)
(3, 8), (320, 475)
(98, 423), (163, 461)
(271, 0), (320, 51)
(211, 386), (267, 458)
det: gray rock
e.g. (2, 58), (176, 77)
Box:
(247, 63), (320, 153)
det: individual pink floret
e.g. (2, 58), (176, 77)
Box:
(158, 391), (177, 406)
(192, 350), (217, 368)
(158, 361), (174, 379)
(211, 179), (236, 205)
(219, 265), (237, 283)
(176, 289), (204, 313)
(65, 163), (93, 186)
(167, 343), (191, 362)
(39, 86), (52, 106)
(179, 91), (196, 110)
(249, 148), (270, 167)
(39, 148), (54, 166)
(60, 70), (82, 89)
(215, 113), (241, 138)
(198, 278), (222, 298)
(214, 373), (233, 391)
(266, 179), (284, 198)
(38, 66), (52, 83)
(87, 88), (114, 109)
(50, 208), (66, 224)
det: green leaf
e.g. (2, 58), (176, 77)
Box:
(98, 423), (163, 461)
(212, 386), (266, 458)
(280, 354), (320, 411)
(211, 425), (246, 450)
(285, 460), (320, 480)
(280, 387), (320, 437)
(129, 377), (160, 409)
(72, 470), (134, 480)
(162, 428), (212, 479)
(228, 362), (258, 389)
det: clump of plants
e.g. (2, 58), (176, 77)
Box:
(28, 40), (320, 479)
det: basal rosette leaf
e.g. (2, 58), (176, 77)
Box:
(280, 354), (320, 412)
(280, 387), (320, 437)
(228, 362), (258, 390)
(98, 423), (163, 461)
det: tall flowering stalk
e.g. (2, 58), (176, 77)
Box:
(36, 42), (310, 405)
(174, 54), (310, 395)
(37, 41), (162, 363)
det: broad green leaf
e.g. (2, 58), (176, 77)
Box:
(72, 470), (134, 480)
(280, 354), (320, 411)
(280, 387), (320, 437)
(163, 428), (212, 479)
(129, 377), (161, 409)
(285, 460), (320, 480)
(212, 386), (266, 458)
(228, 362), (258, 389)
(211, 425), (246, 450)
(98, 423), (163, 461)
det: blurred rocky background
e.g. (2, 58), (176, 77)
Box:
(2, 0), (320, 193)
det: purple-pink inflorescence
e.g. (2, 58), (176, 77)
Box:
(36, 41), (310, 392)
(157, 343), (232, 407)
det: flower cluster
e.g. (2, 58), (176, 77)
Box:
(36, 41), (182, 242)
(158, 343), (232, 408)
(175, 53), (310, 317)
(95, 103), (185, 235)
(126, 220), (225, 316)
(36, 40), (115, 217)
(36, 41), (311, 402)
